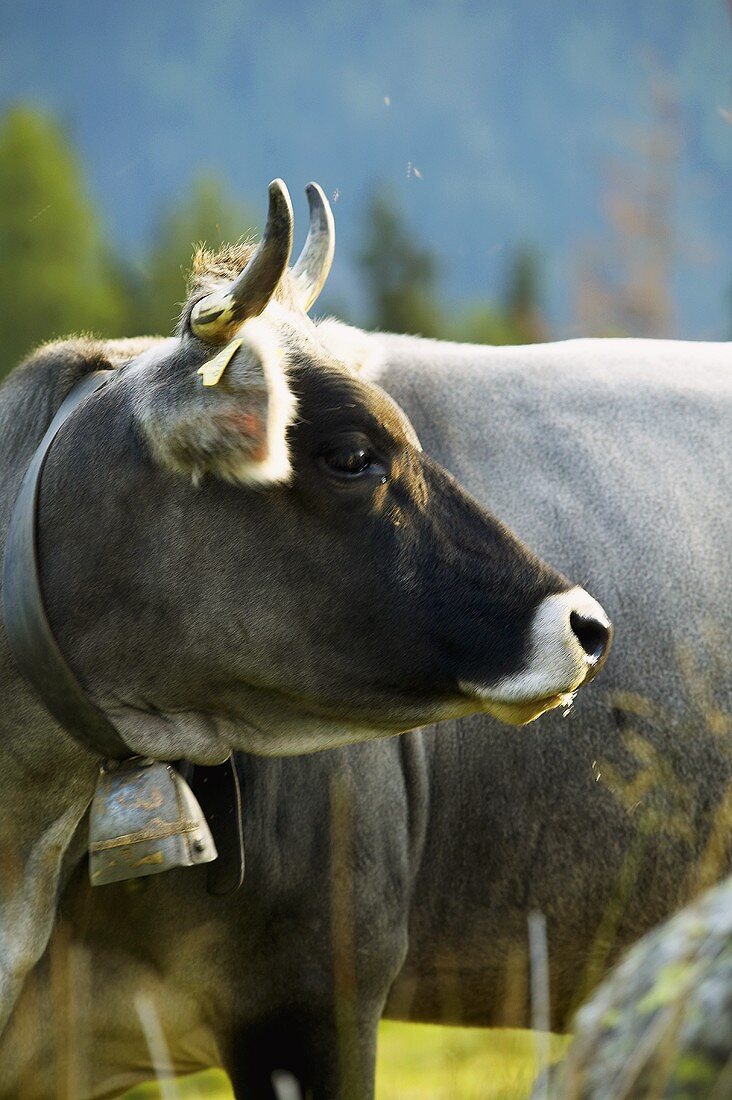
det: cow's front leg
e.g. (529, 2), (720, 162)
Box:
(227, 1001), (382, 1100)
(0, 786), (93, 1044)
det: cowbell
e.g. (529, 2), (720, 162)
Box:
(89, 757), (217, 886)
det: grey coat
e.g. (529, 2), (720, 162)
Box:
(3, 333), (731, 1100)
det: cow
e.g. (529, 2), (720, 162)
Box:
(8, 190), (731, 1100)
(33, 311), (725, 1100)
(0, 180), (611, 1075)
(2, 186), (730, 1100)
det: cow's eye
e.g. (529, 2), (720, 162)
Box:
(320, 443), (385, 480)
(324, 446), (371, 476)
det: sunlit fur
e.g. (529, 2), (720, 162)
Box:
(315, 316), (384, 376)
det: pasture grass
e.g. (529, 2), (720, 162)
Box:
(117, 1026), (570, 1099)
(376, 1024), (570, 1100)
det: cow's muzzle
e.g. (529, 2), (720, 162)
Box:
(461, 587), (613, 725)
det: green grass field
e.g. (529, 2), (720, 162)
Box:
(377, 1024), (570, 1100)
(119, 1025), (570, 1099)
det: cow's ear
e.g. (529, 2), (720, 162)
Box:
(138, 319), (296, 486)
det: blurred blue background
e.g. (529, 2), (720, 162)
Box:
(0, 0), (730, 378)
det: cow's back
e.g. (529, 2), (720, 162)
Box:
(363, 337), (732, 1027)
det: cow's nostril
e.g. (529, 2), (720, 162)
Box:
(569, 611), (611, 664)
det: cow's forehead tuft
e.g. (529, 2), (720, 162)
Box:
(188, 240), (256, 292)
(185, 241), (300, 314)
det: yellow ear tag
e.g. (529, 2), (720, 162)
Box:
(197, 338), (244, 387)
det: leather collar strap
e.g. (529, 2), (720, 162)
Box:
(2, 370), (129, 759)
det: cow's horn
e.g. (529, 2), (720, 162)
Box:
(291, 182), (335, 312)
(190, 179), (294, 342)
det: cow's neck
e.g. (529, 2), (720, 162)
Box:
(0, 684), (97, 1037)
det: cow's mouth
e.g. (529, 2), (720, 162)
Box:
(477, 690), (578, 726)
(459, 677), (582, 726)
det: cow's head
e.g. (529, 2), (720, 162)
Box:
(39, 181), (611, 762)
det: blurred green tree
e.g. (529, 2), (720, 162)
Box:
(449, 249), (546, 346)
(0, 105), (125, 379)
(504, 247), (546, 343)
(359, 189), (443, 337)
(357, 188), (546, 345)
(130, 177), (256, 336)
(448, 302), (521, 345)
